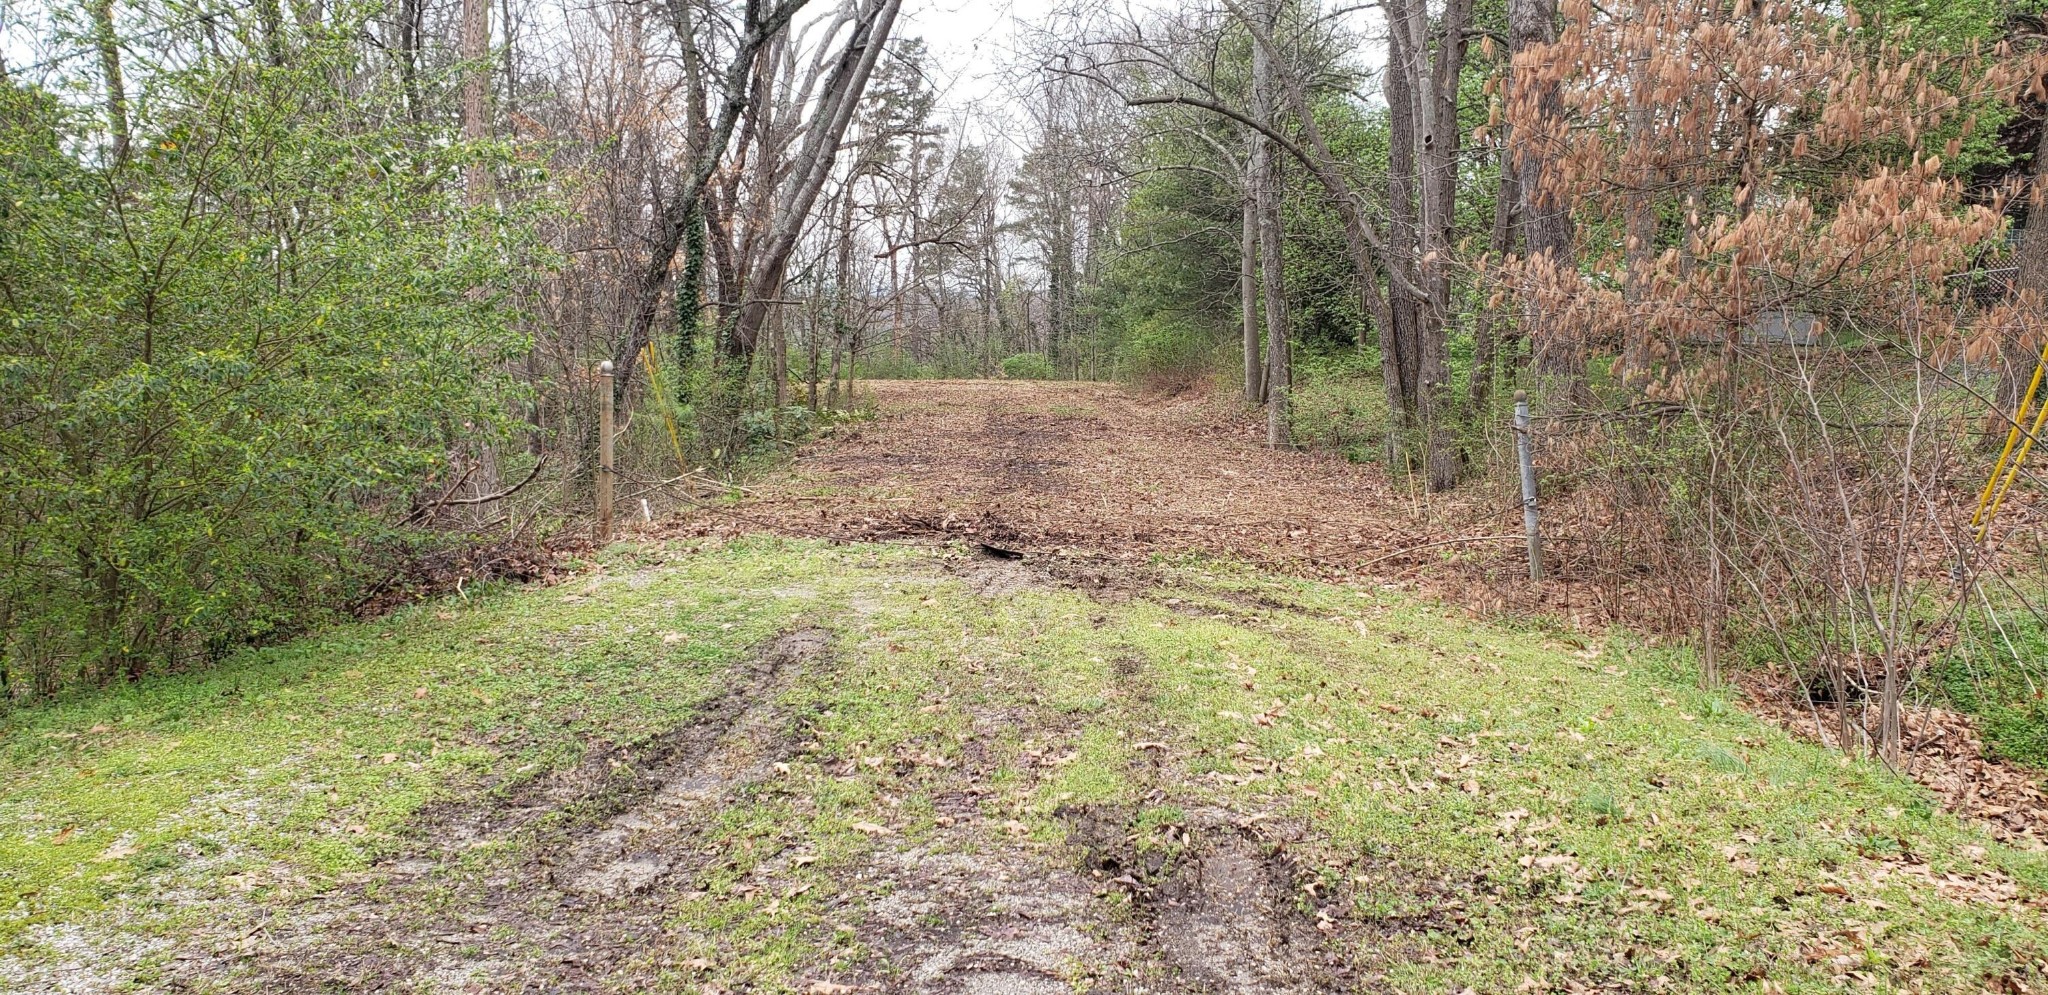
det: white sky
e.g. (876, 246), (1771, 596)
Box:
(0, 1), (1060, 94)
(897, 0), (1058, 106)
(0, 0), (1207, 131)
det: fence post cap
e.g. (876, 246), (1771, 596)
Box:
(1513, 390), (1528, 403)
(599, 360), (614, 375)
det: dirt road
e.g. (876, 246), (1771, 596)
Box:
(679, 381), (1552, 605)
(716, 380), (1435, 565)
(676, 379), (1658, 627)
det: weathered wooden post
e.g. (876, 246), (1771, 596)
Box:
(598, 360), (615, 543)
(1514, 390), (1542, 581)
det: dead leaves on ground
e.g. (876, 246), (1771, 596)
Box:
(1743, 669), (2048, 847)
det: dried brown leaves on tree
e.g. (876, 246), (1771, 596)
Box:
(1493, 0), (2042, 391)
(1481, 0), (2048, 768)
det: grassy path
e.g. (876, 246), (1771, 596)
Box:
(2, 537), (2044, 993)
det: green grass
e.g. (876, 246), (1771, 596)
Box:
(0, 539), (897, 948)
(3, 538), (2045, 993)
(1938, 589), (2048, 769)
(616, 549), (2048, 992)
(1105, 566), (2048, 990)
(1288, 348), (1393, 463)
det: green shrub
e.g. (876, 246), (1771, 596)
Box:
(1939, 595), (2048, 769)
(0, 52), (546, 697)
(1287, 349), (1391, 462)
(1001, 353), (1058, 380)
(1122, 315), (1215, 388)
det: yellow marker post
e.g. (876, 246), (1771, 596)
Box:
(1974, 368), (2043, 528)
(640, 343), (690, 476)
(1975, 335), (2048, 542)
(1980, 388), (2048, 544)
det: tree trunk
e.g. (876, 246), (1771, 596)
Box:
(1509, 0), (1582, 387)
(808, 302), (824, 411)
(460, 0), (490, 201)
(1250, 0), (1289, 447)
(772, 304), (789, 409)
(1241, 185), (1264, 404)
(828, 332), (845, 409)
(888, 221), (906, 354)
(458, 0), (500, 510)
(983, 196), (1003, 369)
(1383, 16), (1422, 428)
(1387, 0), (1472, 490)
(1472, 146), (1517, 413)
(396, 0), (422, 122)
(88, 0), (130, 165)
(1417, 0), (1471, 491)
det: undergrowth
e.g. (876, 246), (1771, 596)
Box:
(1940, 587), (2048, 769)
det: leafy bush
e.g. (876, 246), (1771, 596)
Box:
(0, 51), (545, 697)
(1121, 315), (1215, 388)
(1000, 353), (1058, 380)
(1287, 349), (1391, 462)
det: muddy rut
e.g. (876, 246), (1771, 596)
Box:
(178, 628), (829, 993)
(842, 562), (1358, 995)
(852, 808), (1347, 995)
(165, 551), (1377, 995)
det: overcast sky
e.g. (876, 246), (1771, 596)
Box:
(0, 0), (1184, 123)
(895, 0), (1057, 107)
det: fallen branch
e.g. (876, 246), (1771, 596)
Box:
(439, 453), (551, 507)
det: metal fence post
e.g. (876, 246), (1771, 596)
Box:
(598, 360), (615, 543)
(1515, 390), (1543, 581)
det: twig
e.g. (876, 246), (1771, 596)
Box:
(401, 463), (480, 527)
(438, 454), (552, 507)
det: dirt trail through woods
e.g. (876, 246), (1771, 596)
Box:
(679, 380), (1516, 600)
(49, 382), (2041, 994)
(674, 381), (2048, 842)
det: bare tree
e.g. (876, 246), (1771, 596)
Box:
(725, 0), (905, 360)
(1249, 0), (1289, 446)
(611, 0), (816, 409)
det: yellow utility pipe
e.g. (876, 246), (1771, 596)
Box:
(1980, 379), (2048, 544)
(1974, 365), (2043, 525)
